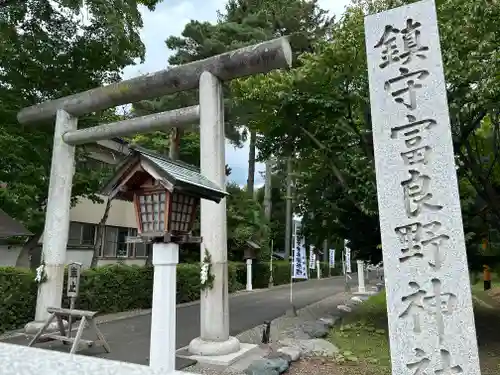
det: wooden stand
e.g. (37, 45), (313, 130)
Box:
(28, 307), (111, 354)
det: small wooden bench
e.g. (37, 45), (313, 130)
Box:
(28, 307), (111, 354)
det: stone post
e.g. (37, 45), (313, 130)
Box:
(365, 1), (481, 374)
(356, 260), (366, 293)
(246, 259), (253, 291)
(25, 109), (77, 334)
(149, 242), (178, 373)
(316, 260), (321, 279)
(188, 71), (240, 356)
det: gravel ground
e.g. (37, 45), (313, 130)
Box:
(235, 291), (350, 347)
(287, 357), (388, 375)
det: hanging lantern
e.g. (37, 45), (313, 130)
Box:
(102, 145), (227, 244)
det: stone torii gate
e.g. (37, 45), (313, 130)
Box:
(19, 37), (292, 363)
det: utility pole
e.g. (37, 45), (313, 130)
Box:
(322, 219), (328, 263)
(264, 159), (272, 222)
(284, 158), (293, 259)
(264, 158), (273, 287)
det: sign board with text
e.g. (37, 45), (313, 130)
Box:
(66, 262), (83, 298)
(365, 1), (480, 373)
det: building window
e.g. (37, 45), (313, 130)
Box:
(101, 226), (151, 258)
(68, 222), (96, 246)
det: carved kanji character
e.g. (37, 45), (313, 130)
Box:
(406, 348), (431, 375)
(395, 221), (449, 269)
(434, 349), (463, 375)
(421, 222), (449, 269)
(374, 24), (402, 68)
(401, 146), (432, 165)
(400, 18), (430, 65)
(400, 281), (427, 333)
(400, 279), (457, 343)
(391, 114), (437, 148)
(402, 170), (443, 218)
(395, 222), (424, 262)
(384, 67), (430, 109)
(423, 279), (457, 343)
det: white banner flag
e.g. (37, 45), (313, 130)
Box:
(292, 238), (308, 280)
(329, 249), (335, 268)
(309, 246), (316, 269)
(344, 239), (352, 273)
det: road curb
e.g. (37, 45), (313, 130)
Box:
(0, 277), (344, 340)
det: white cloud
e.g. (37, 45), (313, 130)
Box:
(123, 0), (351, 186)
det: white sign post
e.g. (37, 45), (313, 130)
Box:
(356, 260), (366, 293)
(365, 1), (480, 374)
(66, 262), (82, 336)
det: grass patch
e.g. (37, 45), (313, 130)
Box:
(328, 293), (390, 375)
(471, 279), (500, 309)
(328, 289), (500, 375)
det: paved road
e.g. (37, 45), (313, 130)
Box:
(4, 276), (349, 368)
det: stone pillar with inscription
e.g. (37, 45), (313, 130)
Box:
(364, 1), (481, 374)
(356, 260), (366, 293)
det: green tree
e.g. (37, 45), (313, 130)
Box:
(220, 0), (333, 196)
(232, 5), (378, 259)
(0, 0), (162, 236)
(227, 182), (270, 260)
(133, 0), (333, 194)
(232, 0), (500, 264)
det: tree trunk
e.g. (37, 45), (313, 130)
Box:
(284, 158), (293, 260)
(16, 232), (42, 269)
(169, 128), (183, 160)
(263, 158), (273, 261)
(264, 158), (273, 222)
(247, 129), (257, 197)
(90, 198), (113, 268)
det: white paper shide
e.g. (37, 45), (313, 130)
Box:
(364, 1), (481, 374)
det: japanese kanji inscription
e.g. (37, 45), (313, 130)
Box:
(365, 0), (481, 374)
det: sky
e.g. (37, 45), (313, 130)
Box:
(122, 0), (351, 187)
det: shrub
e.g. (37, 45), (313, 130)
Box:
(0, 267), (37, 333)
(0, 263), (246, 334)
(235, 261), (343, 288)
(0, 260), (342, 334)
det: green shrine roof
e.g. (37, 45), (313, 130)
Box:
(132, 145), (226, 197)
(102, 144), (228, 203)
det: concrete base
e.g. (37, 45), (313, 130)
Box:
(187, 336), (241, 357)
(24, 319), (68, 335)
(178, 342), (257, 366)
(285, 305), (297, 317)
(353, 291), (377, 296)
(228, 345), (269, 372)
